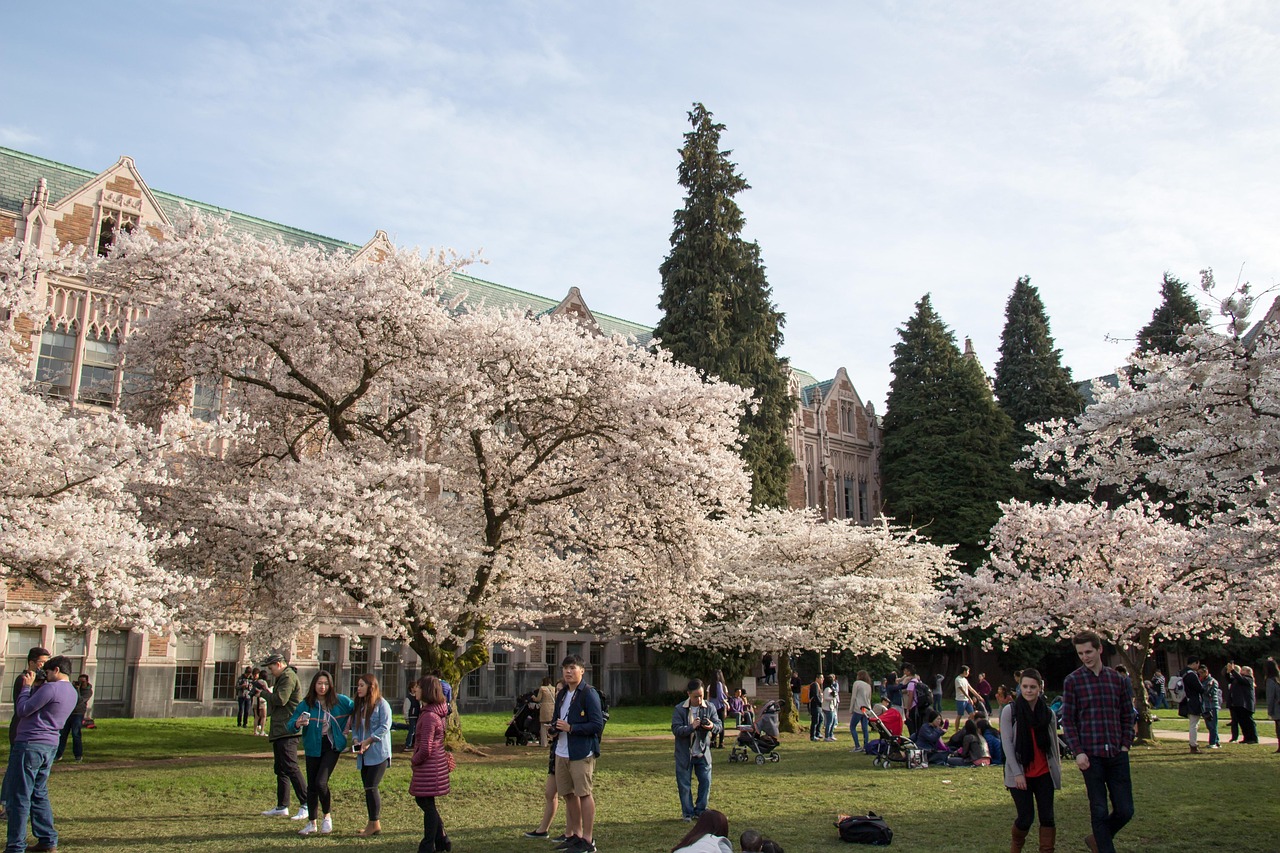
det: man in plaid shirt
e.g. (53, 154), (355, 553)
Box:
(1060, 631), (1136, 853)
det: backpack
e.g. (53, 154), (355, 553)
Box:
(594, 687), (611, 728)
(1167, 675), (1185, 704)
(837, 813), (894, 845)
(910, 680), (932, 713)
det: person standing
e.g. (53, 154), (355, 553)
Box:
(976, 671), (993, 713)
(1180, 657), (1206, 753)
(2, 646), (50, 814)
(1264, 657), (1280, 753)
(954, 666), (982, 725)
(253, 668), (269, 736)
(1226, 662), (1259, 744)
(848, 671), (872, 750)
(536, 676), (557, 748)
(5, 654), (76, 853)
(351, 674), (393, 838)
(1060, 631), (1136, 853)
(807, 673), (823, 741)
(410, 675), (453, 853)
(287, 670), (354, 836)
(1151, 669), (1167, 710)
(882, 672), (904, 712)
(550, 654), (603, 853)
(55, 674), (92, 763)
(1199, 664), (1221, 749)
(672, 679), (721, 823)
(1001, 669), (1061, 853)
(256, 653), (308, 820)
(761, 653), (775, 686)
(708, 671), (729, 749)
(820, 675), (838, 742)
(789, 671), (802, 715)
(901, 664), (930, 736)
(235, 667), (254, 729)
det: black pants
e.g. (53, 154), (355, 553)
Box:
(1229, 706), (1259, 742)
(305, 744), (341, 819)
(415, 795), (447, 853)
(361, 759), (390, 821)
(237, 697), (252, 727)
(809, 707), (822, 739)
(272, 736), (307, 809)
(1009, 772), (1056, 830)
(56, 714), (84, 761)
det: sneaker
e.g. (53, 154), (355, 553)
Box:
(575, 841), (597, 853)
(262, 806), (291, 817)
(825, 737), (837, 742)
(551, 834), (570, 843)
(523, 830), (549, 838)
(1210, 744), (1221, 749)
(299, 821), (317, 836)
(320, 816), (332, 834)
(291, 806), (310, 820)
(554, 836), (581, 851)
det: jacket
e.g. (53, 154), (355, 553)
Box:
(536, 684), (557, 724)
(1267, 676), (1280, 721)
(1000, 703), (1062, 790)
(287, 694), (355, 756)
(352, 697), (393, 768)
(672, 699), (721, 770)
(264, 666), (303, 742)
(1181, 667), (1205, 715)
(674, 834), (734, 853)
(409, 702), (451, 797)
(1227, 672), (1256, 711)
(551, 683), (604, 761)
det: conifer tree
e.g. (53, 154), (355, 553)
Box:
(1136, 273), (1205, 355)
(993, 276), (1083, 499)
(881, 295), (1018, 568)
(655, 103), (795, 508)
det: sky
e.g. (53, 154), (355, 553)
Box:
(5, 1), (1279, 410)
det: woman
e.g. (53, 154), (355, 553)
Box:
(882, 672), (904, 711)
(671, 808), (732, 853)
(1000, 668), (1061, 853)
(1266, 658), (1280, 753)
(350, 673), (393, 837)
(946, 718), (991, 767)
(536, 675), (557, 747)
(410, 675), (453, 853)
(994, 684), (1014, 713)
(253, 668), (269, 735)
(820, 675), (838, 742)
(236, 667), (254, 728)
(1226, 663), (1259, 744)
(848, 671), (872, 749)
(913, 711), (949, 765)
(287, 670), (354, 836)
(976, 671), (993, 712)
(709, 671), (729, 748)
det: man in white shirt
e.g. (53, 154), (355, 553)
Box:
(954, 666), (982, 724)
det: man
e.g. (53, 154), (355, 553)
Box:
(550, 654), (603, 853)
(1198, 664), (1221, 749)
(6, 654), (76, 853)
(761, 653), (775, 686)
(807, 672), (823, 741)
(901, 664), (930, 735)
(55, 675), (92, 762)
(672, 678), (721, 823)
(1151, 669), (1167, 709)
(2, 647), (50, 814)
(954, 665), (982, 724)
(1180, 656), (1206, 753)
(1060, 631), (1136, 853)
(255, 653), (308, 820)
(789, 671), (802, 714)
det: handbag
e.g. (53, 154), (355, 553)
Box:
(445, 750), (456, 772)
(1177, 698), (1189, 718)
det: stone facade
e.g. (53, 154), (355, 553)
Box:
(0, 146), (879, 714)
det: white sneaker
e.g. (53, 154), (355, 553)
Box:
(292, 806), (310, 820)
(299, 821), (317, 836)
(320, 816), (333, 835)
(261, 806), (290, 817)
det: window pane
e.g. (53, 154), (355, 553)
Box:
(5, 628), (44, 703)
(36, 322), (76, 398)
(492, 648), (509, 698)
(95, 630), (129, 703)
(380, 640), (402, 700)
(54, 628), (86, 679)
(192, 378), (222, 422)
(212, 633), (240, 661)
(77, 331), (119, 405)
(212, 661), (238, 701)
(349, 637), (371, 696)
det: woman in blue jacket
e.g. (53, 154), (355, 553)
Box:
(286, 671), (354, 836)
(350, 673), (394, 838)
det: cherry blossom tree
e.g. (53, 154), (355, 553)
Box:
(0, 239), (202, 631)
(99, 213), (754, 684)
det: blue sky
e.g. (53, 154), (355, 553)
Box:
(5, 2), (1278, 409)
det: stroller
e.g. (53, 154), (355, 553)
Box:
(505, 691), (540, 746)
(862, 705), (925, 770)
(729, 700), (782, 764)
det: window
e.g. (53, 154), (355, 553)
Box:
(78, 328), (119, 406)
(173, 635), (203, 701)
(566, 642), (584, 662)
(35, 320), (77, 398)
(191, 377), (223, 422)
(212, 633), (241, 701)
(380, 640), (402, 700)
(95, 630), (129, 703)
(843, 477), (856, 520)
(5, 628), (44, 703)
(544, 640), (560, 680)
(465, 668), (482, 698)
(96, 211), (137, 257)
(349, 636), (372, 696)
(54, 627), (86, 679)
(492, 648), (510, 698)
(858, 480), (870, 523)
(317, 636), (340, 670)
(589, 645), (604, 690)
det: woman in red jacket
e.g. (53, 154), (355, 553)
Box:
(410, 675), (452, 853)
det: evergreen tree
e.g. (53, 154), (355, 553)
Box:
(1136, 273), (1204, 355)
(881, 295), (1018, 568)
(993, 276), (1083, 500)
(655, 103), (795, 508)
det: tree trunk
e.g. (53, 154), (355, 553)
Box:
(1113, 638), (1154, 744)
(409, 632), (490, 747)
(776, 651), (800, 733)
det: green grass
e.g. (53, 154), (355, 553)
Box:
(13, 710), (1280, 852)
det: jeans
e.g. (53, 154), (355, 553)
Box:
(1079, 753), (1134, 853)
(1203, 710), (1219, 746)
(55, 714), (83, 761)
(1010, 771), (1056, 830)
(822, 709), (836, 739)
(956, 700), (974, 718)
(809, 707), (823, 740)
(849, 712), (869, 748)
(675, 757), (711, 819)
(305, 744), (341, 820)
(237, 697), (252, 727)
(5, 741), (58, 853)
(272, 736), (307, 809)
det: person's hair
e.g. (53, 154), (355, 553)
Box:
(759, 841), (784, 853)
(42, 655), (71, 675)
(1266, 658), (1280, 680)
(1114, 664), (1129, 676)
(740, 829), (763, 852)
(1072, 630), (1104, 649)
(856, 669), (870, 685)
(963, 718), (979, 737)
(27, 647), (49, 664)
(872, 703), (887, 715)
(561, 654), (585, 670)
(541, 675), (553, 687)
(418, 675), (446, 706)
(823, 674), (834, 689)
(929, 711), (944, 726)
(672, 809), (729, 852)
(1241, 665), (1254, 677)
(901, 663), (916, 676)
(960, 665), (970, 675)
(972, 709), (987, 722)
(885, 672), (897, 684)
(242, 666), (252, 676)
(354, 673), (383, 725)
(1020, 668), (1044, 686)
(686, 678), (703, 693)
(713, 670), (724, 684)
(431, 668), (444, 678)
(77, 673), (89, 682)
(305, 670), (337, 710)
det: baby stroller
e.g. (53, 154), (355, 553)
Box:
(730, 700), (782, 764)
(863, 705), (925, 770)
(505, 691), (540, 746)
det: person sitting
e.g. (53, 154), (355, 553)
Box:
(672, 809), (732, 853)
(913, 712), (950, 765)
(977, 715), (1004, 765)
(946, 718), (992, 766)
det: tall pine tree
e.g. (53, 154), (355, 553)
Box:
(1136, 273), (1204, 355)
(882, 295), (1018, 568)
(655, 103), (794, 508)
(993, 276), (1083, 500)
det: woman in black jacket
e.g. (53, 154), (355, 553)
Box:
(1226, 663), (1258, 744)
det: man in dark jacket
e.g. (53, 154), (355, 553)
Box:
(808, 673), (823, 741)
(1181, 657), (1205, 753)
(550, 654), (604, 853)
(256, 653), (307, 819)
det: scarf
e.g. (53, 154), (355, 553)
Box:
(1013, 694), (1051, 770)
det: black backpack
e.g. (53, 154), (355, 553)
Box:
(837, 813), (894, 846)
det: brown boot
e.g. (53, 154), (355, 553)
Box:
(1038, 826), (1056, 852)
(1011, 824), (1029, 853)
(1190, 744), (1200, 754)
(1084, 835), (1099, 853)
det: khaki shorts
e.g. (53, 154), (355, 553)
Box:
(554, 754), (595, 798)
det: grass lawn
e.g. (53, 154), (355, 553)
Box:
(13, 709), (1280, 852)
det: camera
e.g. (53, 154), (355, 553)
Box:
(32, 669), (47, 685)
